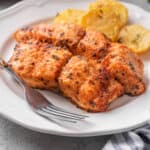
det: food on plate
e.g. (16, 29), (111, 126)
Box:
(52, 0), (149, 55)
(76, 30), (110, 60)
(8, 42), (72, 89)
(54, 0), (128, 42)
(118, 24), (150, 53)
(54, 9), (85, 24)
(14, 23), (85, 54)
(101, 43), (145, 95)
(80, 0), (128, 41)
(59, 56), (124, 112)
(77, 30), (145, 96)
(8, 23), (145, 112)
(88, 0), (128, 27)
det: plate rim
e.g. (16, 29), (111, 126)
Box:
(0, 110), (149, 137)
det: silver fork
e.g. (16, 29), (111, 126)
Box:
(0, 58), (88, 123)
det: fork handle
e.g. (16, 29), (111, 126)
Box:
(0, 57), (24, 87)
(0, 58), (8, 69)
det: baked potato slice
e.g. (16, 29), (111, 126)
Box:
(118, 24), (150, 54)
(80, 0), (128, 41)
(54, 9), (85, 24)
(89, 0), (128, 26)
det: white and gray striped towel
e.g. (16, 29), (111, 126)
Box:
(103, 123), (150, 150)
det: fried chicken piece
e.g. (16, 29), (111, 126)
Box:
(8, 42), (72, 89)
(58, 56), (89, 101)
(76, 30), (110, 60)
(59, 56), (124, 112)
(14, 23), (85, 53)
(12, 23), (145, 112)
(101, 43), (145, 95)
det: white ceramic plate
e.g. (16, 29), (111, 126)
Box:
(0, 0), (150, 137)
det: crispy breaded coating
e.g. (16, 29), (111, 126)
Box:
(76, 30), (110, 60)
(10, 23), (145, 112)
(58, 56), (89, 101)
(14, 23), (85, 53)
(78, 65), (124, 112)
(48, 23), (85, 53)
(8, 43), (72, 89)
(59, 56), (124, 112)
(101, 43), (145, 95)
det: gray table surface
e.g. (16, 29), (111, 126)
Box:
(0, 0), (149, 150)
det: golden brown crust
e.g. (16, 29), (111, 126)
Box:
(59, 56), (124, 112)
(9, 42), (72, 89)
(101, 43), (145, 95)
(58, 56), (89, 101)
(14, 23), (85, 54)
(76, 30), (110, 61)
(9, 23), (145, 112)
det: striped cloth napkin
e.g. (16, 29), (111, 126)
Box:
(103, 123), (150, 150)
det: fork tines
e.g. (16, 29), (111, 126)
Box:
(36, 105), (88, 123)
